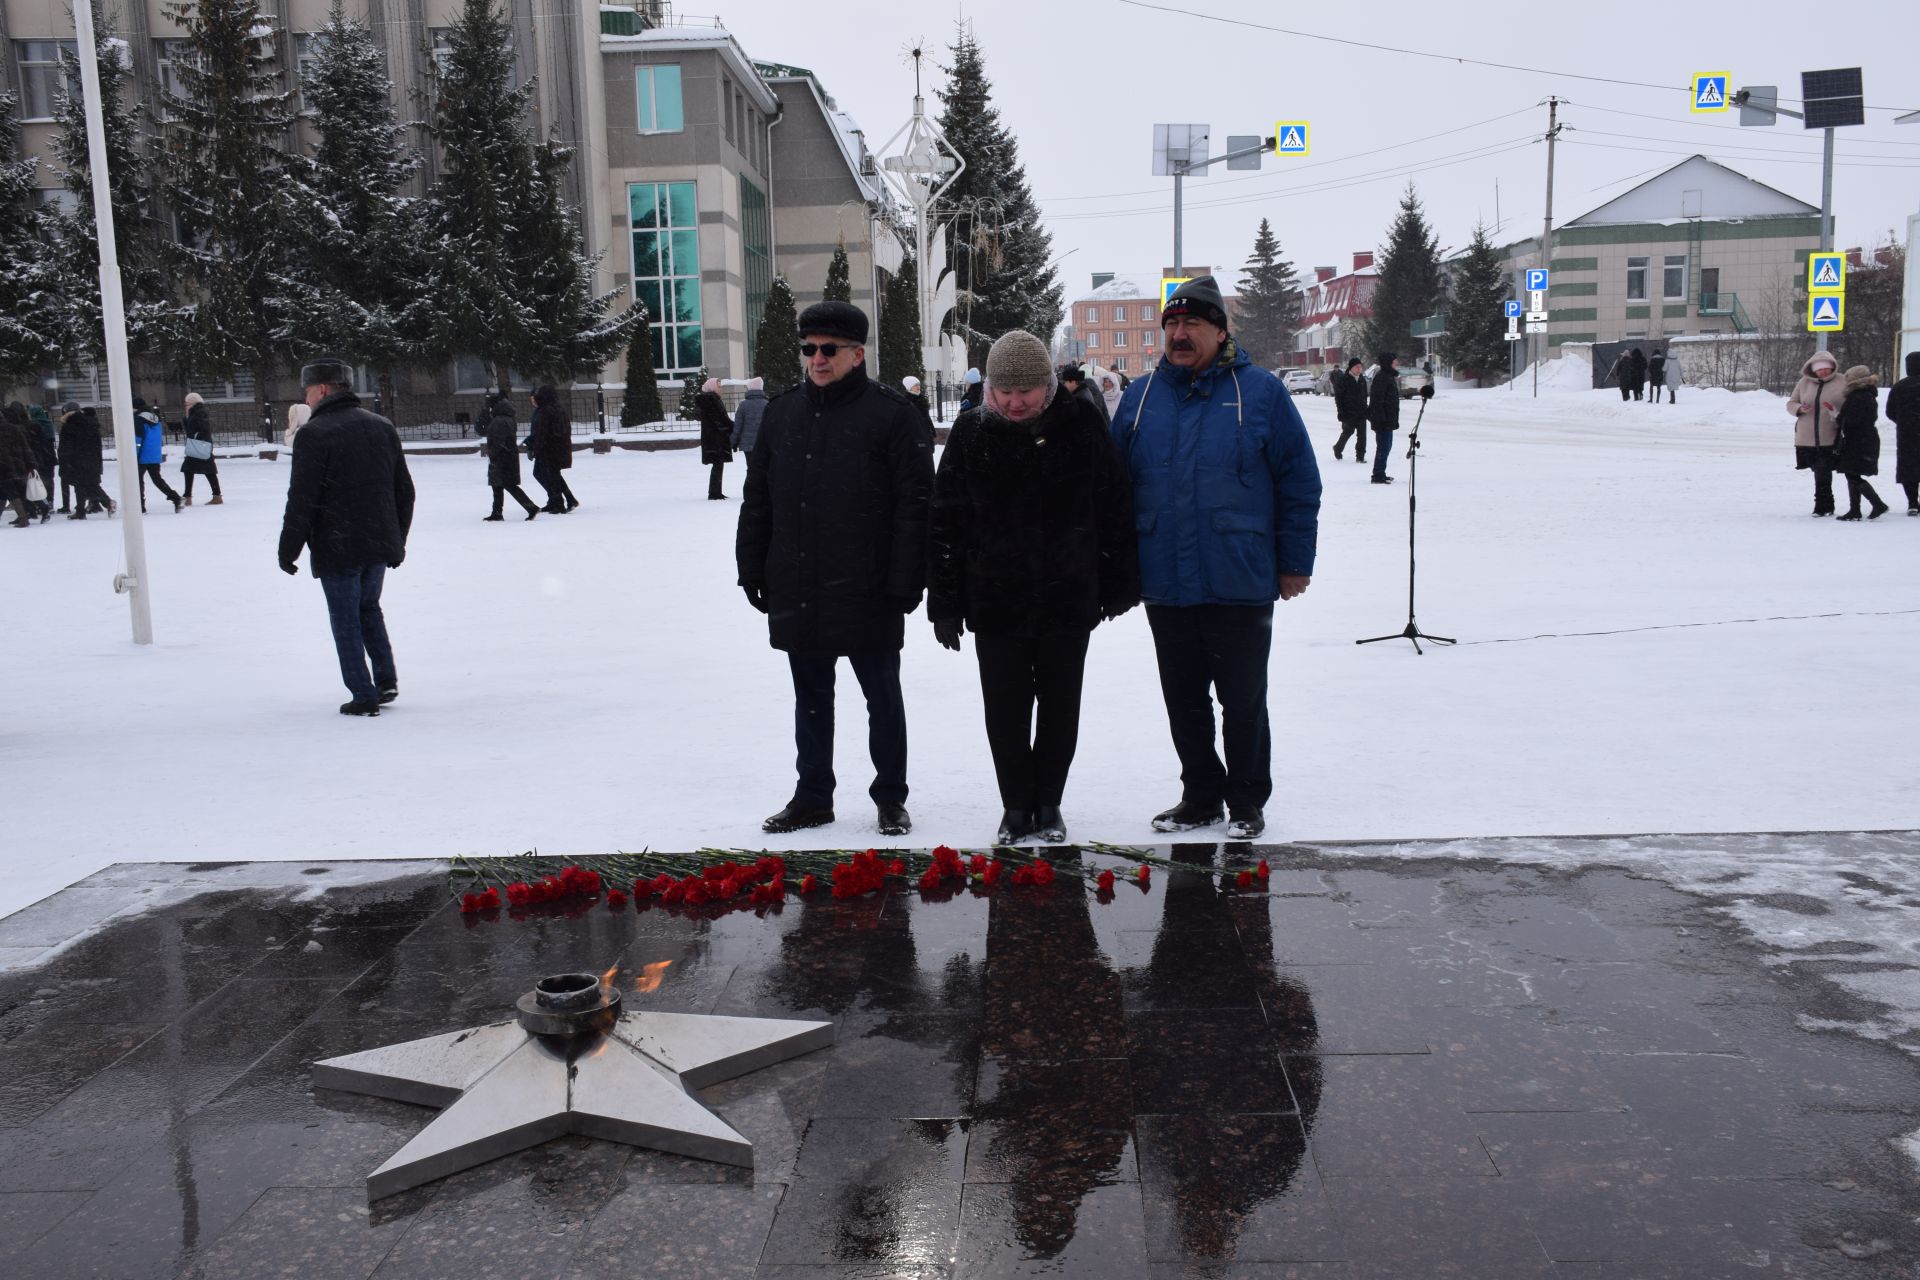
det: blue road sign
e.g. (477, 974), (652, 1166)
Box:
(1273, 121), (1310, 156)
(1807, 293), (1844, 331)
(1525, 268), (1549, 293)
(1504, 300), (1523, 319)
(1692, 73), (1730, 112)
(1807, 252), (1845, 291)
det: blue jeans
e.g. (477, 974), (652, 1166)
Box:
(787, 651), (908, 809)
(320, 564), (396, 703)
(1372, 428), (1395, 479)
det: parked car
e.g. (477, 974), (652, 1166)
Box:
(1281, 369), (1317, 396)
(1394, 366), (1434, 399)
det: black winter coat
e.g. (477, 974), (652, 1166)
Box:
(277, 391), (416, 578)
(57, 411), (104, 485)
(528, 402), (572, 471)
(696, 391), (734, 465)
(484, 407), (522, 487)
(1071, 381), (1112, 427)
(1331, 369), (1367, 421)
(928, 390), (1139, 637)
(1628, 351), (1648, 389)
(1886, 375), (1920, 487)
(1366, 367), (1401, 429)
(736, 364), (935, 654)
(1834, 386), (1881, 477)
(0, 418), (34, 483)
(1647, 354), (1667, 386)
(182, 403), (218, 476)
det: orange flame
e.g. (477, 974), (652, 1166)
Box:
(632, 960), (672, 994)
(599, 963), (620, 992)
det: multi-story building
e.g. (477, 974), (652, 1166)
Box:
(1291, 253), (1377, 372)
(2, 1), (902, 405)
(1065, 269), (1236, 376)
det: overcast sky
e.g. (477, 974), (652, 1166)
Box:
(712, 0), (1918, 298)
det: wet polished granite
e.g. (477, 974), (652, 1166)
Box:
(0, 846), (1916, 1279)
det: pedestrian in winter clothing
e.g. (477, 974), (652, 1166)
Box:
(1112, 274), (1322, 841)
(481, 393), (539, 520)
(277, 359), (416, 716)
(1833, 365), (1888, 520)
(1789, 351), (1845, 516)
(285, 401), (311, 449)
(0, 405), (39, 526)
(1367, 351), (1402, 482)
(696, 378), (734, 500)
(902, 375), (927, 413)
(731, 377), (769, 456)
(1331, 356), (1369, 462)
(1885, 350), (1920, 515)
(1100, 374), (1123, 419)
(180, 392), (222, 504)
(528, 384), (577, 513)
(959, 366), (982, 416)
(26, 403), (56, 511)
(1628, 348), (1647, 401)
(736, 299), (935, 838)
(1664, 354), (1681, 403)
(1646, 351), (1667, 406)
(1059, 364), (1111, 427)
(1606, 349), (1634, 402)
(57, 404), (112, 519)
(133, 397), (182, 513)
(929, 330), (1139, 846)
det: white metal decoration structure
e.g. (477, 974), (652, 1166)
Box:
(878, 48), (966, 386)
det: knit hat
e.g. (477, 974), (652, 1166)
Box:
(1844, 364), (1877, 392)
(985, 330), (1055, 391)
(701, 377), (720, 395)
(1375, 350), (1398, 367)
(796, 300), (868, 344)
(902, 376), (922, 394)
(1345, 357), (1362, 371)
(183, 391), (204, 409)
(1161, 275), (1229, 330)
(60, 400), (80, 417)
(963, 367), (982, 385)
(747, 376), (764, 391)
(131, 396), (147, 411)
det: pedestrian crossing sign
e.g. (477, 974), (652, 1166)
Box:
(1807, 292), (1844, 332)
(1273, 122), (1310, 156)
(1160, 277), (1191, 308)
(1806, 252), (1845, 292)
(1692, 73), (1730, 112)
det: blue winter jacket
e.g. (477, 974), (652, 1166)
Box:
(135, 412), (165, 464)
(1112, 341), (1321, 607)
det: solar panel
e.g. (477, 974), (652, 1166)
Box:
(1801, 67), (1865, 130)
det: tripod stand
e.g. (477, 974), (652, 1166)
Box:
(1357, 394), (1454, 654)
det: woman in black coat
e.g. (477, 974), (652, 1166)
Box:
(695, 379), (734, 500)
(1628, 348), (1648, 401)
(528, 384), (577, 513)
(927, 330), (1139, 846)
(1887, 350), (1920, 515)
(1833, 365), (1888, 520)
(57, 406), (112, 518)
(482, 394), (539, 520)
(179, 393), (222, 504)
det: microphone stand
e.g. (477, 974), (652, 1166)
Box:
(1357, 393), (1454, 654)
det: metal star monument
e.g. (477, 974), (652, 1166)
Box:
(313, 972), (834, 1199)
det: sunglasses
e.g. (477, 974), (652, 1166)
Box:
(801, 342), (857, 358)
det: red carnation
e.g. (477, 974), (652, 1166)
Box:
(1256, 859), (1271, 880)
(983, 860), (1004, 887)
(505, 882), (532, 906)
(800, 873), (818, 895)
(608, 890), (628, 908)
(1032, 861), (1056, 885)
(1135, 865), (1151, 887)
(1235, 870), (1254, 891)
(1097, 869), (1116, 893)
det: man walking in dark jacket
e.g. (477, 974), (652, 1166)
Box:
(278, 359), (417, 716)
(736, 300), (935, 837)
(1331, 357), (1368, 462)
(1367, 352), (1402, 483)
(56, 403), (113, 519)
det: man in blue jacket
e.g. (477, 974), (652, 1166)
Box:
(133, 397), (183, 513)
(1112, 275), (1321, 840)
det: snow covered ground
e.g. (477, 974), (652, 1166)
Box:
(3, 369), (1916, 926)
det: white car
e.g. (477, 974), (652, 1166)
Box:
(1281, 369), (1317, 395)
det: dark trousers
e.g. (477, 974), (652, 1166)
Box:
(491, 483), (538, 516)
(1145, 603), (1274, 812)
(1813, 466), (1835, 514)
(183, 468), (220, 498)
(69, 479), (112, 513)
(787, 650), (908, 809)
(319, 564), (396, 704)
(974, 629), (1091, 811)
(1842, 472), (1884, 515)
(708, 460), (726, 499)
(1903, 480), (1918, 509)
(1334, 418), (1367, 460)
(1372, 428), (1394, 480)
(138, 462), (180, 508)
(1619, 384), (1631, 402)
(532, 460), (576, 511)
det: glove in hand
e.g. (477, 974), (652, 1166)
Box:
(933, 619), (963, 651)
(742, 583), (769, 613)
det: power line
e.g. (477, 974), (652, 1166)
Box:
(1564, 99), (1920, 149)
(1559, 135), (1920, 170)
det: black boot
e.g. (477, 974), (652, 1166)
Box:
(339, 699), (381, 716)
(877, 802), (912, 837)
(1226, 807), (1266, 840)
(1032, 806), (1066, 844)
(762, 802), (834, 834)
(1152, 799), (1224, 833)
(996, 809), (1033, 845)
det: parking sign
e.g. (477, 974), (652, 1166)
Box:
(1504, 300), (1522, 319)
(1525, 268), (1549, 293)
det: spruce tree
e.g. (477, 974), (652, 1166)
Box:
(877, 257), (924, 389)
(822, 236), (852, 302)
(1357, 183), (1442, 363)
(678, 368), (702, 419)
(509, 138), (638, 384)
(0, 90), (60, 388)
(1235, 217), (1301, 369)
(619, 309), (663, 425)
(1440, 222), (1511, 386)
(153, 0), (296, 394)
(49, 23), (164, 363)
(270, 2), (425, 388)
(936, 25), (1062, 367)
(752, 275), (800, 394)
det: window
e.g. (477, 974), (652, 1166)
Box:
(1084, 306), (1099, 324)
(630, 181), (702, 373)
(428, 27), (455, 73)
(186, 371), (257, 402)
(32, 188), (78, 217)
(16, 41), (76, 120)
(1114, 356), (1128, 372)
(635, 64), (684, 134)
(723, 79), (735, 145)
(741, 176), (772, 369)
(1085, 333), (1099, 350)
(54, 363), (110, 404)
(156, 39), (199, 116)
(1625, 256), (1648, 301)
(1663, 254), (1687, 300)
(1699, 267), (1721, 311)
(1142, 329), (1156, 350)
(454, 357), (526, 394)
(291, 33), (317, 115)
(1142, 304), (1154, 321)
(1111, 330), (1127, 348)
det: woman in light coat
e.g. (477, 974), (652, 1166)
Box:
(1787, 350), (1845, 516)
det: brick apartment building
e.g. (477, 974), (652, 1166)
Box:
(1290, 253), (1378, 371)
(1064, 270), (1239, 375)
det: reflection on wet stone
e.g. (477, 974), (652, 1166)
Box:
(0, 846), (1913, 1275)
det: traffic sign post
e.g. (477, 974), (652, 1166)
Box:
(1808, 293), (1844, 332)
(1504, 300), (1522, 319)
(1807, 252), (1846, 292)
(1525, 268), (1550, 293)
(1161, 277), (1191, 308)
(1692, 72), (1731, 112)
(1273, 121), (1310, 156)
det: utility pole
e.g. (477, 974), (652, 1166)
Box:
(1173, 171), (1183, 278)
(1172, 134), (1274, 282)
(1534, 96), (1560, 399)
(1818, 127), (1835, 251)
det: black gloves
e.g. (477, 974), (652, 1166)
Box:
(388, 554), (404, 569)
(279, 560), (298, 576)
(893, 593), (923, 616)
(1419, 383), (1435, 400)
(933, 618), (963, 651)
(742, 583), (768, 613)
(1100, 601), (1134, 622)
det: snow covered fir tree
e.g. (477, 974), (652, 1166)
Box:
(1441, 223), (1513, 386)
(0, 89), (60, 389)
(1236, 219), (1301, 369)
(1357, 184), (1443, 365)
(752, 277), (801, 396)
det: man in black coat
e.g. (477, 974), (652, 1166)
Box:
(482, 394), (539, 520)
(1887, 350), (1920, 515)
(56, 403), (113, 519)
(1367, 351), (1402, 483)
(1331, 356), (1368, 463)
(1059, 364), (1110, 426)
(736, 300), (935, 836)
(278, 359), (417, 716)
